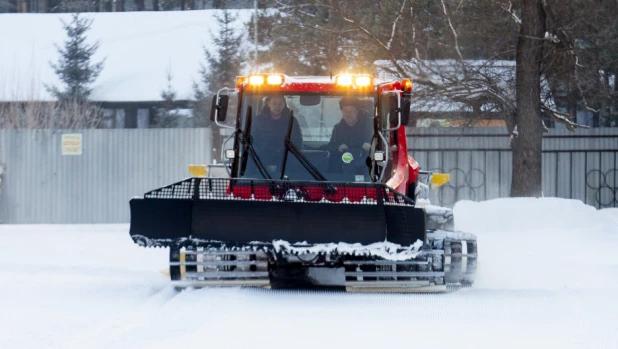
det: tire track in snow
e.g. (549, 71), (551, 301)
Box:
(53, 286), (617, 349)
(55, 285), (180, 349)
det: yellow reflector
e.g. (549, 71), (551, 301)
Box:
(188, 164), (207, 177)
(355, 76), (372, 87)
(161, 251), (186, 277)
(267, 74), (283, 85)
(430, 173), (450, 189)
(248, 75), (265, 85)
(180, 251), (186, 279)
(237, 76), (246, 88)
(336, 75), (353, 86)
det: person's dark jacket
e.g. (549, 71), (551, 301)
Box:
(326, 111), (374, 154)
(252, 106), (303, 165)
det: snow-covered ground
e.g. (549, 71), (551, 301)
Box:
(1, 198), (617, 349)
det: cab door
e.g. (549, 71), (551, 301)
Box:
(372, 91), (400, 183)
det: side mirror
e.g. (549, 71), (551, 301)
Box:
(210, 94), (229, 122)
(388, 96), (411, 126)
(400, 97), (411, 126)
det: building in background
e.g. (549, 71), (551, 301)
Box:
(0, 9), (253, 129)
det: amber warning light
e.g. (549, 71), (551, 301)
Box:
(267, 75), (283, 85)
(242, 74), (285, 86)
(236, 76), (246, 88)
(335, 74), (373, 88)
(402, 78), (413, 92)
(248, 75), (265, 85)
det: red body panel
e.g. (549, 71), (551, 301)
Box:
(407, 156), (420, 187)
(385, 125), (417, 195)
(228, 183), (380, 203)
(243, 81), (376, 94)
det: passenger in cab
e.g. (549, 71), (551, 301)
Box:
(326, 97), (373, 155)
(252, 95), (303, 166)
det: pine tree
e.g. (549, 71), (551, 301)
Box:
(193, 6), (244, 127)
(152, 68), (179, 128)
(46, 13), (105, 104)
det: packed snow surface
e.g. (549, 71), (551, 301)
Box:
(1, 198), (618, 349)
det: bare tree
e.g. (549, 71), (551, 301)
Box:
(254, 0), (614, 196)
(308, 1), (601, 196)
(540, 0), (618, 127)
(510, 0), (545, 197)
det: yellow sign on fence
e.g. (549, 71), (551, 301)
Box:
(61, 134), (82, 155)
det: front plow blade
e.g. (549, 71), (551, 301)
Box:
(126, 178), (461, 291)
(129, 178), (427, 248)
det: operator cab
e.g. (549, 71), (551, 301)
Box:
(236, 92), (375, 182)
(211, 74), (410, 184)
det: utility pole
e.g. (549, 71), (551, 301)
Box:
(254, 0), (258, 73)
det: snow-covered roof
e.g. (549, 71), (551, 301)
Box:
(0, 10), (253, 102)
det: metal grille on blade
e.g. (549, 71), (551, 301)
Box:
(144, 179), (195, 199)
(146, 177), (416, 206)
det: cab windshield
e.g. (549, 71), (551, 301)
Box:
(236, 93), (376, 182)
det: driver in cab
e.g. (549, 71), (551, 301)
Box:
(325, 96), (373, 156)
(252, 95), (303, 167)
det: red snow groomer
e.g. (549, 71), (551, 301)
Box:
(129, 74), (477, 292)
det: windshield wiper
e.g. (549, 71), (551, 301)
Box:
(239, 105), (271, 179)
(279, 111), (328, 181)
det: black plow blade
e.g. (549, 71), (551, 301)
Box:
(129, 178), (426, 248)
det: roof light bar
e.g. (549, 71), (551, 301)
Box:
(246, 74), (285, 86)
(336, 75), (353, 86)
(335, 74), (373, 88)
(355, 75), (372, 87)
(248, 75), (265, 85)
(266, 74), (283, 85)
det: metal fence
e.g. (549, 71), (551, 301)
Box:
(407, 127), (618, 209)
(0, 129), (212, 223)
(0, 127), (616, 224)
